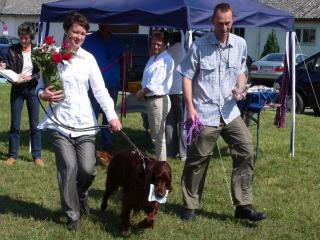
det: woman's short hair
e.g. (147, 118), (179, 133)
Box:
(63, 12), (90, 32)
(17, 22), (35, 40)
(151, 30), (169, 45)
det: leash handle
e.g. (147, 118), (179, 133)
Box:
(184, 118), (204, 146)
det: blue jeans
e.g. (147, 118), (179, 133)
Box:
(88, 86), (118, 150)
(9, 86), (41, 159)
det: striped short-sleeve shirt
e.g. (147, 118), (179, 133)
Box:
(177, 32), (247, 127)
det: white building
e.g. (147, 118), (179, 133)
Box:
(244, 0), (320, 60)
(0, 0), (319, 59)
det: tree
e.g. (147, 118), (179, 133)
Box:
(260, 30), (280, 58)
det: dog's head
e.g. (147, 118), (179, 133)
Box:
(146, 159), (172, 198)
(96, 150), (113, 166)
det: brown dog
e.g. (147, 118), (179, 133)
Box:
(100, 149), (172, 233)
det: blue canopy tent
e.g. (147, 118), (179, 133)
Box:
(40, 0), (294, 31)
(39, 0), (296, 157)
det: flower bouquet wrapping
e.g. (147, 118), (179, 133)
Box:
(33, 36), (75, 91)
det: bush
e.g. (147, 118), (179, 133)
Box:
(261, 30), (280, 58)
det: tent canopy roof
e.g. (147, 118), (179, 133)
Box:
(40, 0), (295, 31)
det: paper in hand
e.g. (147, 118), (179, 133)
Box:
(0, 69), (19, 83)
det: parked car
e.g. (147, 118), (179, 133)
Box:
(0, 44), (9, 63)
(275, 52), (320, 114)
(0, 36), (19, 45)
(250, 53), (308, 86)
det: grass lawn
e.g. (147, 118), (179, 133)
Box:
(0, 83), (319, 239)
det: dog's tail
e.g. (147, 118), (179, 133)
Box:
(96, 151), (113, 166)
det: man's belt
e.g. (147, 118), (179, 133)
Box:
(144, 95), (165, 100)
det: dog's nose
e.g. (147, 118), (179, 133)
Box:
(155, 192), (165, 199)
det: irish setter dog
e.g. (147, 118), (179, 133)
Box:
(100, 149), (172, 233)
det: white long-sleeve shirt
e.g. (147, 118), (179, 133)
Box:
(36, 47), (118, 137)
(166, 42), (186, 94)
(141, 50), (174, 96)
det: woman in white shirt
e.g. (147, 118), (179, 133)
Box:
(37, 12), (122, 231)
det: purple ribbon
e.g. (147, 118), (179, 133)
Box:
(184, 118), (205, 146)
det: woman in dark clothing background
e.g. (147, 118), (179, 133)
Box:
(1, 22), (43, 167)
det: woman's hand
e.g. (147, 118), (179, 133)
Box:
(14, 74), (32, 84)
(40, 86), (64, 103)
(109, 119), (122, 132)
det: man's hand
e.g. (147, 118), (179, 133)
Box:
(40, 86), (64, 103)
(109, 119), (122, 132)
(187, 106), (199, 122)
(232, 85), (248, 101)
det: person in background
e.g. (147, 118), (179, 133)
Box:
(1, 22), (43, 167)
(165, 32), (187, 161)
(37, 12), (122, 230)
(178, 3), (267, 221)
(136, 30), (174, 161)
(82, 24), (124, 154)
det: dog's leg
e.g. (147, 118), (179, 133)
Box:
(101, 179), (118, 211)
(120, 193), (133, 234)
(138, 203), (160, 229)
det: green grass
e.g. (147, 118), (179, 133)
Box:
(0, 83), (320, 239)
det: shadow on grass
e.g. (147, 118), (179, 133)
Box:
(89, 188), (153, 237)
(162, 202), (258, 228)
(0, 129), (54, 153)
(0, 195), (63, 225)
(89, 187), (257, 232)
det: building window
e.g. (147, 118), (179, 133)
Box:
(295, 28), (316, 44)
(232, 27), (245, 38)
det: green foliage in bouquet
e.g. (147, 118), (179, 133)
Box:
(33, 36), (75, 91)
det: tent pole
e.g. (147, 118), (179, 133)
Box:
(290, 31), (296, 158)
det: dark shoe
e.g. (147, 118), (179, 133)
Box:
(181, 208), (196, 220)
(80, 196), (90, 216)
(235, 204), (267, 222)
(67, 219), (80, 231)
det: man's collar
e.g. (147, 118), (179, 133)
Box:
(209, 32), (235, 47)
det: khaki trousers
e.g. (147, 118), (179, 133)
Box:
(146, 95), (171, 161)
(181, 116), (255, 209)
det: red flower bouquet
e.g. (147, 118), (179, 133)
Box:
(33, 35), (75, 91)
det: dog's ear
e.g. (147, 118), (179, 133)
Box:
(144, 157), (156, 187)
(96, 151), (113, 166)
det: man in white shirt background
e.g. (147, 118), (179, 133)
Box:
(136, 30), (174, 161)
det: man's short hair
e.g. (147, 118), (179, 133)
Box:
(151, 30), (169, 45)
(213, 3), (233, 16)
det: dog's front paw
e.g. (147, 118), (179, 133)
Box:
(138, 218), (154, 228)
(120, 224), (131, 235)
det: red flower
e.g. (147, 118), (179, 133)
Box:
(44, 35), (55, 45)
(62, 52), (73, 61)
(52, 52), (63, 64)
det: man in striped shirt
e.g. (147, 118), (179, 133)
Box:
(178, 3), (266, 222)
